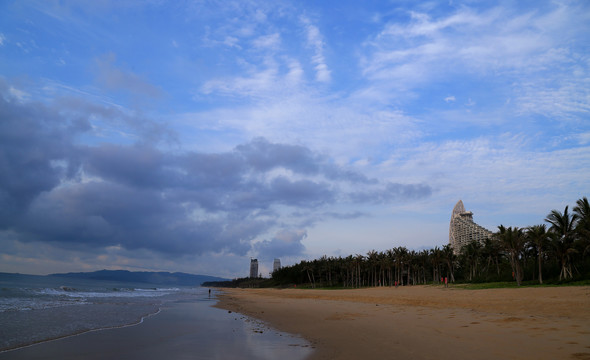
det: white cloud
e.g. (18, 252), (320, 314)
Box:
(198, 53), (306, 100)
(252, 33), (281, 49)
(223, 36), (240, 48)
(444, 95), (455, 103)
(8, 86), (30, 102)
(0, 33), (5, 46)
(300, 16), (331, 83)
(378, 135), (590, 224)
(576, 132), (590, 145)
(177, 91), (421, 163)
(200, 66), (280, 98)
(514, 73), (590, 119)
(397, 8), (492, 38)
(285, 59), (304, 86)
(360, 3), (588, 97)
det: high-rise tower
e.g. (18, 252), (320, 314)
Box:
(273, 258), (281, 273)
(249, 258), (259, 278)
(449, 200), (493, 254)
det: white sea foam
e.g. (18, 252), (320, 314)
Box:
(34, 287), (179, 299)
(0, 297), (87, 312)
(0, 276), (208, 352)
(0, 286), (181, 313)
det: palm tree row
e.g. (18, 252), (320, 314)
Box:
(272, 244), (457, 288)
(272, 197), (590, 287)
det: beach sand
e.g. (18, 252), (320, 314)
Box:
(215, 285), (590, 360)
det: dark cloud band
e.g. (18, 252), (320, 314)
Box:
(0, 85), (432, 260)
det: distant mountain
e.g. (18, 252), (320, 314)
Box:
(49, 270), (229, 286)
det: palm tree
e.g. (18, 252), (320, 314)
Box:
(385, 249), (395, 286)
(430, 246), (443, 283)
(574, 197), (590, 255)
(460, 240), (482, 281)
(482, 237), (502, 276)
(418, 250), (430, 284)
(393, 247), (407, 285)
(497, 225), (526, 286)
(301, 260), (316, 288)
(526, 224), (549, 284)
(366, 250), (379, 287)
(441, 244), (456, 283)
(353, 254), (364, 287)
(574, 197), (590, 224)
(546, 205), (578, 239)
(545, 206), (578, 280)
(406, 250), (417, 285)
(378, 252), (390, 286)
(549, 231), (578, 280)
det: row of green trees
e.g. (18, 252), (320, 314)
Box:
(270, 197), (590, 287)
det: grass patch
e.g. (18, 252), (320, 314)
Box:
(454, 282), (526, 289)
(452, 279), (590, 290)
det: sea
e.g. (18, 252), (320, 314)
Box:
(0, 273), (312, 359)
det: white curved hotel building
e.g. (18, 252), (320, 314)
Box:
(449, 200), (493, 254)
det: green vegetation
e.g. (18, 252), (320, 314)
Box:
(455, 278), (590, 290)
(207, 197), (590, 289)
(202, 277), (273, 288)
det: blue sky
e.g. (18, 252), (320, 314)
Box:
(1, 0), (589, 277)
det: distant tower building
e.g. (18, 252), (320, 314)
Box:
(249, 259), (258, 278)
(449, 200), (493, 254)
(273, 258), (281, 273)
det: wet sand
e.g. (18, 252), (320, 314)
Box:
(215, 285), (590, 360)
(0, 298), (311, 360)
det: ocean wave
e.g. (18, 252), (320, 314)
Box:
(0, 297), (87, 312)
(33, 287), (180, 299)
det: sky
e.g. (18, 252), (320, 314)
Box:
(0, 0), (589, 278)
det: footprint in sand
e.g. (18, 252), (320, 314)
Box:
(571, 353), (590, 360)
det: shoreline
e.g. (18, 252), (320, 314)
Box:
(214, 285), (590, 360)
(0, 308), (162, 354)
(0, 296), (311, 360)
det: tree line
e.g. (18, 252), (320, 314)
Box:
(267, 197), (590, 288)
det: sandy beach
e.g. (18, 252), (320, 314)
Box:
(215, 285), (590, 360)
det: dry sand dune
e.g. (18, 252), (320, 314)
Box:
(215, 286), (590, 360)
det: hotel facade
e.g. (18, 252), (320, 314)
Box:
(449, 200), (493, 254)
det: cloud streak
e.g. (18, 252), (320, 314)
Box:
(359, 2), (590, 117)
(301, 16), (331, 83)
